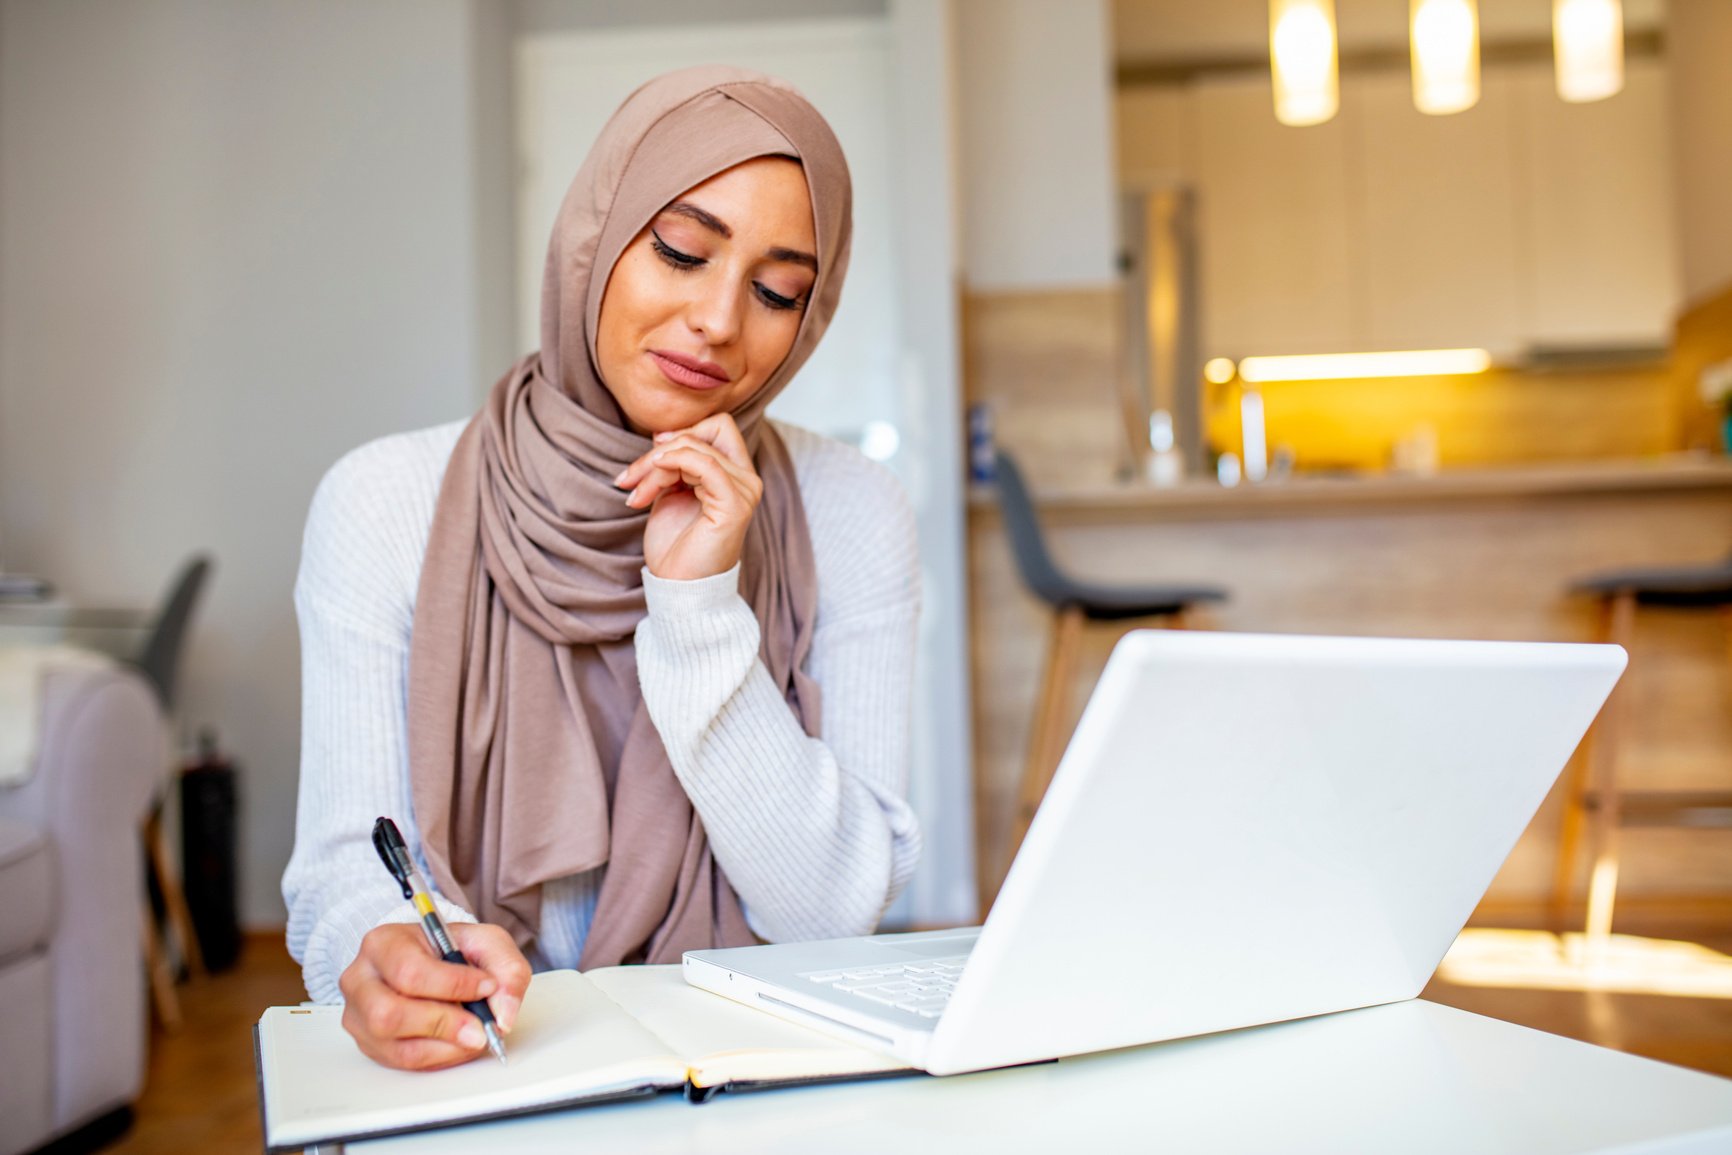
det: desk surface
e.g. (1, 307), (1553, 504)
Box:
(329, 1000), (1732, 1155)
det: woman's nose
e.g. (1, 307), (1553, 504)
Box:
(684, 277), (744, 346)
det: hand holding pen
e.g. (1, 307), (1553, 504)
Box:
(334, 817), (531, 1071)
(371, 817), (509, 1064)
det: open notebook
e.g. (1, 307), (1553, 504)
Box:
(254, 964), (913, 1152)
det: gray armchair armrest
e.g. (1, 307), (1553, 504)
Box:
(0, 662), (167, 1141)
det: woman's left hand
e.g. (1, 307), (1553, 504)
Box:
(617, 414), (764, 581)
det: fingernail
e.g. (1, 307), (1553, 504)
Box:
(613, 468), (628, 487)
(478, 978), (497, 998)
(496, 995), (521, 1034)
(654, 431), (674, 442)
(651, 451), (665, 462)
(626, 485), (642, 505)
(459, 1022), (485, 1049)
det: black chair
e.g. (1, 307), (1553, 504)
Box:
(130, 555), (213, 1023)
(1554, 553), (1732, 945)
(133, 555), (212, 712)
(994, 451), (1227, 880)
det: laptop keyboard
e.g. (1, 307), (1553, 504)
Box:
(800, 957), (969, 1019)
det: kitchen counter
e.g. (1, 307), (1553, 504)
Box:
(969, 455), (1732, 521)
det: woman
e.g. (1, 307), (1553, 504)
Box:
(283, 66), (921, 1071)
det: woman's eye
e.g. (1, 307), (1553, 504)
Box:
(650, 230), (702, 269)
(755, 284), (804, 311)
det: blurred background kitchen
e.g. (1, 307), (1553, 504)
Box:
(0, 1), (1727, 1151)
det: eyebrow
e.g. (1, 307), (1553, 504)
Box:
(767, 245), (818, 273)
(660, 201), (819, 274)
(663, 200), (731, 238)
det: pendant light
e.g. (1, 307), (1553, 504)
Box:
(1269, 0), (1339, 127)
(1554, 0), (1624, 102)
(1410, 0), (1480, 115)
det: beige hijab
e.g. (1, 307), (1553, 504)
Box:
(406, 66), (852, 968)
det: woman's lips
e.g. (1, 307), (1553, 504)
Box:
(649, 349), (731, 390)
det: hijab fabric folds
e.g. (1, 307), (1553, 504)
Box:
(406, 66), (852, 968)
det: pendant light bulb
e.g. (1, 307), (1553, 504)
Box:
(1410, 0), (1480, 115)
(1270, 0), (1339, 127)
(1554, 0), (1624, 103)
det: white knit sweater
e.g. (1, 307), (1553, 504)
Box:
(283, 419), (922, 1004)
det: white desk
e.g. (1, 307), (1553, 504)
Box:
(327, 1000), (1732, 1154)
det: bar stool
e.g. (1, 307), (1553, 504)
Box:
(1553, 552), (1732, 946)
(132, 555), (213, 1028)
(993, 450), (1227, 885)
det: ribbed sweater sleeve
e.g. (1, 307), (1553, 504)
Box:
(634, 424), (922, 942)
(282, 419), (921, 1001)
(283, 423), (476, 1005)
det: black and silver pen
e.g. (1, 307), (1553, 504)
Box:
(371, 816), (507, 1064)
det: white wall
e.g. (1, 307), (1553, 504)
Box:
(470, 1), (521, 390)
(1668, 0), (1732, 304)
(0, 0), (509, 927)
(954, 0), (1118, 289)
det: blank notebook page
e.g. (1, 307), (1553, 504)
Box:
(258, 971), (684, 1148)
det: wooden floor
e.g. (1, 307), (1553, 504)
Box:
(92, 920), (1732, 1154)
(104, 935), (307, 1155)
(1422, 908), (1732, 1080)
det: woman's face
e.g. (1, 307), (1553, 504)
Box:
(595, 156), (818, 436)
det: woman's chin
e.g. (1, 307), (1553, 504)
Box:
(633, 405), (705, 436)
(621, 390), (729, 437)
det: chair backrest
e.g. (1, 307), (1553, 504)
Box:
(993, 451), (1074, 608)
(134, 555), (212, 712)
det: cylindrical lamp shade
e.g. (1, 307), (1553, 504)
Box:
(1270, 0), (1339, 127)
(1554, 0), (1624, 102)
(1410, 0), (1480, 115)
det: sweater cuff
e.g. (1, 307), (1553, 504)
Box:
(641, 563), (742, 617)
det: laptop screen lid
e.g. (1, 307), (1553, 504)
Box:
(924, 630), (1624, 1076)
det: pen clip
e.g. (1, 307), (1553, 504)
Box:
(372, 816), (416, 901)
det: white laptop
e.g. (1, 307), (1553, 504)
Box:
(684, 630), (1625, 1076)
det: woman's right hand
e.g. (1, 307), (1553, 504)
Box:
(338, 921), (531, 1070)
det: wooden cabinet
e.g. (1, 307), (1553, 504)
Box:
(1116, 60), (1678, 359)
(1190, 74), (1356, 356)
(1516, 58), (1677, 348)
(1348, 71), (1527, 354)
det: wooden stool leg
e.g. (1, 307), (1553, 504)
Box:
(1553, 590), (1612, 925)
(143, 889), (182, 1032)
(1035, 606), (1085, 793)
(1550, 738), (1592, 927)
(145, 802), (205, 979)
(1006, 605), (1085, 879)
(1724, 606), (1732, 689)
(1583, 589), (1636, 954)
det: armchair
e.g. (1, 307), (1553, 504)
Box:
(0, 662), (167, 1154)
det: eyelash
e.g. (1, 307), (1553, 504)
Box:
(649, 229), (805, 313)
